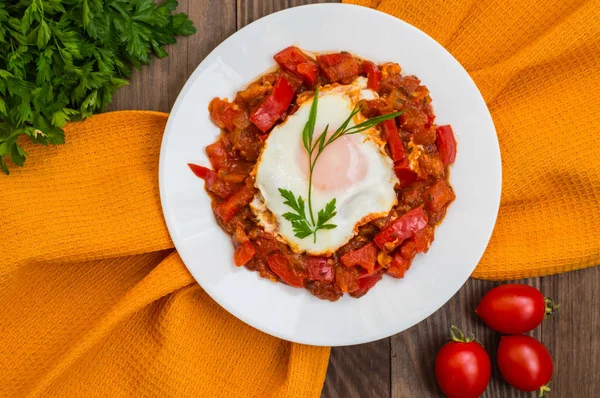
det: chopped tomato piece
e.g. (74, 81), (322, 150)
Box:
(316, 52), (361, 83)
(208, 98), (247, 132)
(393, 159), (419, 187)
(214, 183), (255, 223)
(399, 106), (428, 132)
(267, 253), (306, 287)
(381, 119), (405, 161)
(205, 141), (230, 170)
(423, 179), (455, 212)
(334, 266), (360, 293)
(250, 77), (295, 133)
(296, 62), (319, 86)
(386, 253), (411, 278)
(374, 207), (428, 251)
(413, 126), (437, 145)
(306, 256), (334, 283)
(340, 242), (378, 274)
(234, 241), (255, 266)
(273, 47), (319, 86)
(273, 46), (309, 73)
(436, 125), (457, 165)
(351, 270), (384, 298)
(363, 60), (382, 91)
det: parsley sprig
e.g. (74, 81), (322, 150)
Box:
(279, 87), (404, 243)
(0, 0), (196, 174)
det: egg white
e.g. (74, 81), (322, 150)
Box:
(251, 77), (399, 255)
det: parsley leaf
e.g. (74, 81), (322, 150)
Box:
(0, 0), (196, 174)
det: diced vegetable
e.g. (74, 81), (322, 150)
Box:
(208, 98), (247, 132)
(296, 62), (319, 86)
(363, 60), (382, 91)
(400, 240), (417, 261)
(381, 119), (405, 161)
(250, 77), (296, 132)
(340, 242), (378, 274)
(351, 270), (383, 298)
(206, 141), (231, 170)
(436, 125), (457, 165)
(393, 159), (419, 186)
(188, 163), (217, 183)
(316, 52), (362, 83)
(399, 106), (428, 131)
(267, 253), (306, 287)
(273, 46), (320, 87)
(234, 241), (256, 266)
(374, 207), (428, 251)
(423, 179), (456, 212)
(306, 256), (334, 283)
(412, 226), (434, 253)
(273, 46), (310, 73)
(334, 265), (360, 293)
(386, 253), (410, 278)
(214, 183), (255, 222)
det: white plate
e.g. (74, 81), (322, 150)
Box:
(159, 4), (501, 346)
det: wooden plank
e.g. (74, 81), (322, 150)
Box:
(237, 0), (339, 29)
(322, 339), (390, 398)
(390, 267), (600, 397)
(110, 0), (237, 112)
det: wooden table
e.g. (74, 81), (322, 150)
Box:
(111, 1), (600, 396)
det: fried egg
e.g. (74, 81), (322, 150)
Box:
(251, 77), (399, 255)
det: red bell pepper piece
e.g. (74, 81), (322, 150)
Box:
(188, 163), (217, 183)
(267, 253), (306, 287)
(423, 179), (456, 212)
(374, 207), (428, 251)
(363, 60), (382, 91)
(234, 241), (255, 266)
(188, 163), (241, 199)
(351, 270), (383, 298)
(411, 225), (434, 253)
(436, 125), (457, 165)
(306, 256), (334, 283)
(214, 184), (255, 223)
(393, 159), (419, 186)
(316, 52), (362, 83)
(340, 242), (378, 274)
(381, 119), (405, 162)
(250, 77), (295, 133)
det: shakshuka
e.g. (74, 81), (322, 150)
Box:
(188, 46), (457, 301)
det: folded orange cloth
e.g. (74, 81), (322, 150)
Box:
(345, 0), (600, 279)
(0, 111), (329, 397)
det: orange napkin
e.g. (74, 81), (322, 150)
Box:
(345, 0), (600, 279)
(0, 111), (329, 397)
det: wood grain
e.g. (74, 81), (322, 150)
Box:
(108, 0), (600, 396)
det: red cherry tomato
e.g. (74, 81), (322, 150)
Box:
(435, 326), (491, 398)
(497, 335), (553, 395)
(475, 284), (559, 334)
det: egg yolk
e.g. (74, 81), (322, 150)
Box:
(297, 134), (368, 192)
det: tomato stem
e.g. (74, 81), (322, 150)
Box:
(538, 384), (551, 397)
(544, 297), (560, 319)
(449, 325), (477, 344)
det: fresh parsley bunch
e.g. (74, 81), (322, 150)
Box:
(0, 0), (195, 174)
